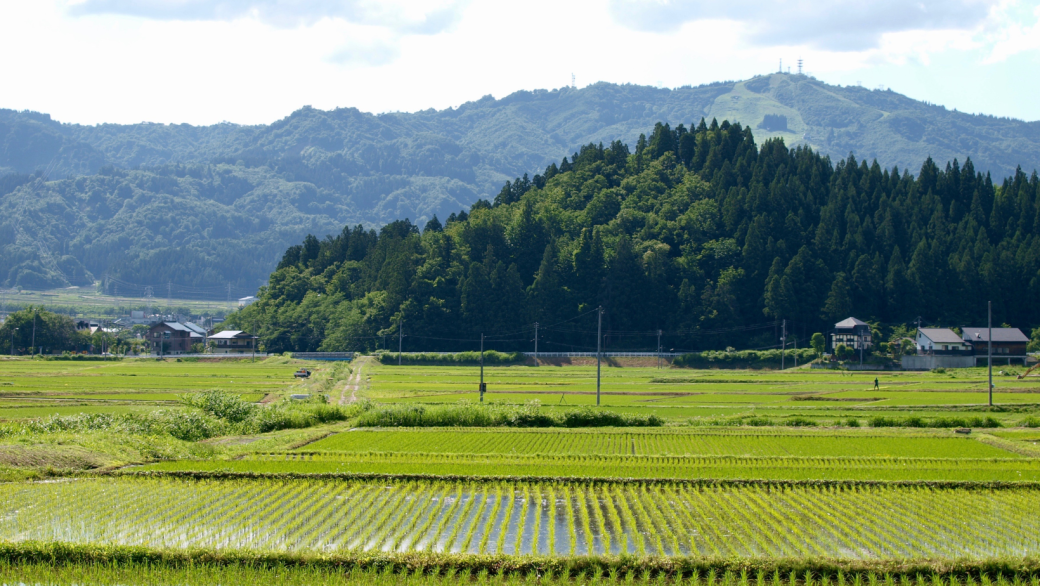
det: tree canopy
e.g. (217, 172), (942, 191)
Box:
(229, 119), (1040, 353)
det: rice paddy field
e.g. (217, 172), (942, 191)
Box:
(358, 362), (1040, 426)
(4, 476), (1040, 559)
(0, 356), (320, 420)
(3, 355), (1040, 584)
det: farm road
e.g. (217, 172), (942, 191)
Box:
(339, 357), (368, 405)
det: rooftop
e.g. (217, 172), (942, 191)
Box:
(834, 317), (868, 328)
(208, 330), (252, 339)
(918, 328), (964, 344)
(961, 327), (1029, 343)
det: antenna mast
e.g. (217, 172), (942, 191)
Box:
(571, 73), (576, 88)
(797, 58), (803, 75)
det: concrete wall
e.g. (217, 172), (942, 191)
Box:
(901, 355), (975, 370)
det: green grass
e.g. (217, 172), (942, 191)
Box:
(141, 452), (1040, 482)
(0, 359), (297, 394)
(3, 476), (1040, 558)
(302, 428), (1019, 459)
(360, 363), (1040, 420)
(0, 405), (159, 419)
(0, 357), (331, 422)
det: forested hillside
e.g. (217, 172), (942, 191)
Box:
(227, 120), (1040, 353)
(3, 73), (1040, 292)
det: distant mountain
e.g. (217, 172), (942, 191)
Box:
(2, 73), (1038, 294)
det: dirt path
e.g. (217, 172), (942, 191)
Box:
(339, 356), (368, 405)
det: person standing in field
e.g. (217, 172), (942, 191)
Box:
(874, 377), (879, 390)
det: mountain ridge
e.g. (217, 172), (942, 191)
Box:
(2, 74), (1039, 293)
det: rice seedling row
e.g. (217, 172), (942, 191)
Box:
(6, 552), (1040, 586)
(304, 430), (1015, 459)
(7, 477), (1034, 558)
(141, 451), (1040, 482)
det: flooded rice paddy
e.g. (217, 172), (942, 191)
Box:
(1, 477), (1038, 558)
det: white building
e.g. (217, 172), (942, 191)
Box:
(916, 328), (970, 354)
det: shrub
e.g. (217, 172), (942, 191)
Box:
(354, 403), (663, 428)
(1019, 417), (1040, 428)
(845, 417), (861, 427)
(784, 416), (817, 427)
(377, 351), (526, 366)
(741, 417), (774, 427)
(181, 390), (255, 423)
(672, 348), (816, 369)
(869, 415), (1001, 428)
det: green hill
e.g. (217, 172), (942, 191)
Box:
(2, 74), (1038, 292)
(228, 120), (1040, 353)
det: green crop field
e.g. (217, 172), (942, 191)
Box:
(141, 451), (1040, 482)
(302, 428), (1016, 459)
(3, 355), (1040, 583)
(3, 476), (1039, 558)
(0, 356), (329, 420)
(360, 362), (1040, 425)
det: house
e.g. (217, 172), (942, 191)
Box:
(962, 327), (1030, 365)
(147, 322), (194, 354)
(238, 296), (258, 307)
(209, 330), (256, 354)
(916, 328), (971, 355)
(76, 320), (102, 335)
(829, 317), (872, 352)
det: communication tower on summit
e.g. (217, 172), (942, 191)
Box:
(797, 58), (803, 75)
(571, 73), (575, 88)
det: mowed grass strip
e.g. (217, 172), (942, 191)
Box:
(4, 476), (1040, 558)
(303, 429), (1019, 459)
(141, 452), (1040, 482)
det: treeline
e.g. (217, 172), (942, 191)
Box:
(228, 119), (1040, 353)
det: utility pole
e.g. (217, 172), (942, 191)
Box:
(657, 329), (662, 369)
(10, 327), (17, 356)
(533, 322), (539, 366)
(398, 319), (403, 366)
(781, 319), (786, 370)
(596, 306), (603, 406)
(794, 337), (798, 368)
(31, 310), (37, 355)
(479, 333), (485, 402)
(166, 281), (172, 316)
(226, 283), (232, 312)
(988, 300), (993, 407)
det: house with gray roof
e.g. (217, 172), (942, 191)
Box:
(915, 328), (971, 355)
(962, 327), (1030, 365)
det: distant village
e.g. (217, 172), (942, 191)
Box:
(826, 317), (1033, 371)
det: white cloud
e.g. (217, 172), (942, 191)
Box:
(608, 0), (996, 51)
(66, 0), (467, 33)
(0, 0), (1037, 125)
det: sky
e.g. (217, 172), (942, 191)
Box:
(0, 0), (1038, 126)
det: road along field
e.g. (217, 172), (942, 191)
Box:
(361, 362), (1040, 425)
(4, 475), (1040, 558)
